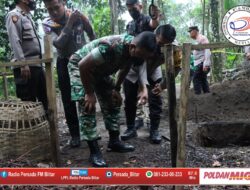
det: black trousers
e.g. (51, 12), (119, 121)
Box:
(57, 57), (79, 138)
(193, 63), (210, 94)
(123, 78), (162, 126)
(13, 66), (48, 111)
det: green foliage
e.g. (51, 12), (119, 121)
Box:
(0, 74), (16, 99)
(87, 0), (112, 37)
(162, 0), (203, 43)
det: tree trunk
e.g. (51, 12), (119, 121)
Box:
(109, 0), (119, 34)
(202, 0), (205, 35)
(142, 0), (148, 15)
(205, 0), (210, 39)
(210, 0), (223, 82)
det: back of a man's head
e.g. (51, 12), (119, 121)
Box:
(134, 31), (157, 52)
(14, 0), (20, 4)
(43, 0), (64, 4)
(155, 24), (176, 43)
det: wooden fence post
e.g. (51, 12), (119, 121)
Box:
(165, 44), (178, 168)
(177, 43), (191, 167)
(44, 35), (61, 166)
(176, 43), (191, 190)
(2, 67), (8, 100)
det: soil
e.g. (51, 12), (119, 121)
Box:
(1, 79), (250, 190)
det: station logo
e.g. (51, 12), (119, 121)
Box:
(106, 171), (113, 178)
(1, 171), (8, 178)
(222, 6), (250, 45)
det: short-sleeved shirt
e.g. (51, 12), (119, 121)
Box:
(68, 34), (137, 100)
(126, 14), (153, 36)
(42, 9), (96, 58)
(193, 34), (211, 67)
(5, 6), (42, 68)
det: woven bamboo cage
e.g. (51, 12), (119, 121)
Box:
(0, 101), (51, 161)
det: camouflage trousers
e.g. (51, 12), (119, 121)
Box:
(78, 77), (121, 141)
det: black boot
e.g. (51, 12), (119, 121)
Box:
(150, 119), (162, 144)
(87, 140), (108, 167)
(69, 125), (80, 148)
(121, 125), (137, 141)
(70, 136), (80, 148)
(108, 130), (135, 153)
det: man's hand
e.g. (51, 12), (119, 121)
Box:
(111, 90), (122, 107)
(152, 5), (160, 19)
(246, 53), (250, 60)
(152, 83), (163, 96)
(20, 65), (31, 81)
(203, 66), (210, 73)
(67, 10), (81, 28)
(137, 88), (148, 105)
(84, 93), (96, 114)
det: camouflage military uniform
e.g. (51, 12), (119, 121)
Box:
(68, 34), (134, 141)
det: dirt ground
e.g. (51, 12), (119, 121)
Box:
(1, 79), (250, 190)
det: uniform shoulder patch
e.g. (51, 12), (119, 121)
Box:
(12, 15), (19, 23)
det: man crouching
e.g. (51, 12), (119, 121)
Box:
(68, 31), (157, 167)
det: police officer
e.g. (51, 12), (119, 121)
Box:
(42, 0), (96, 147)
(5, 0), (48, 111)
(68, 32), (157, 167)
(121, 0), (162, 143)
(188, 26), (211, 95)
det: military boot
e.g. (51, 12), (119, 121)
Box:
(70, 136), (80, 148)
(150, 119), (162, 144)
(87, 140), (108, 167)
(108, 130), (135, 153)
(121, 125), (137, 141)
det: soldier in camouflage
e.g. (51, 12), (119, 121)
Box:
(68, 32), (157, 167)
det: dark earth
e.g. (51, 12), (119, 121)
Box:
(1, 79), (250, 190)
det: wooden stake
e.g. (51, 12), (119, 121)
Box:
(175, 43), (191, 190)
(165, 44), (177, 168)
(44, 35), (61, 166)
(2, 67), (8, 100)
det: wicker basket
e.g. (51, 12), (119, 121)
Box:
(0, 101), (51, 161)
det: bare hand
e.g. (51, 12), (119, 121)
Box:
(150, 5), (160, 19)
(152, 83), (162, 96)
(111, 90), (122, 107)
(203, 66), (210, 73)
(137, 88), (148, 105)
(246, 53), (250, 60)
(20, 65), (31, 81)
(84, 93), (96, 114)
(67, 10), (81, 28)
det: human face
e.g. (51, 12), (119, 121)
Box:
(22, 0), (36, 10)
(156, 35), (171, 46)
(126, 3), (142, 20)
(189, 30), (198, 40)
(44, 0), (65, 22)
(129, 45), (154, 60)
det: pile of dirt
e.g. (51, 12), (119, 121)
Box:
(188, 79), (250, 122)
